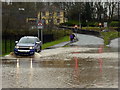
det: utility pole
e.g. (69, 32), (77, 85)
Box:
(38, 29), (40, 39)
(118, 1), (120, 33)
(118, 2), (119, 22)
(79, 13), (81, 29)
(37, 20), (43, 46)
(41, 28), (43, 45)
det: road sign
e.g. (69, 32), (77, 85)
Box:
(37, 20), (44, 29)
(38, 25), (43, 29)
(37, 22), (43, 29)
(104, 22), (107, 27)
(38, 23), (42, 26)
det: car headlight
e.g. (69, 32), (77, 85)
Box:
(15, 46), (19, 48)
(29, 46), (34, 49)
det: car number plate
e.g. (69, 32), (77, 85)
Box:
(18, 50), (30, 52)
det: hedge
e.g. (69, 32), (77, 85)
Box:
(109, 21), (119, 27)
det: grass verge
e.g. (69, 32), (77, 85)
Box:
(1, 53), (10, 57)
(100, 31), (120, 45)
(42, 36), (69, 49)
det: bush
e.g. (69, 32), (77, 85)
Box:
(60, 22), (75, 26)
(60, 20), (80, 26)
(109, 21), (119, 27)
(88, 22), (94, 27)
(94, 22), (99, 27)
(87, 22), (99, 27)
(101, 31), (120, 45)
(81, 21), (99, 27)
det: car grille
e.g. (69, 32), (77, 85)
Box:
(18, 47), (30, 50)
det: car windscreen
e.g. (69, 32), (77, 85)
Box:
(19, 37), (36, 44)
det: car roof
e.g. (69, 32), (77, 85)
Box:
(22, 36), (38, 38)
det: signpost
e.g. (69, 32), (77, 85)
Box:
(79, 13), (81, 29)
(37, 20), (44, 45)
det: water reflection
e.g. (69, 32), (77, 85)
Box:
(15, 58), (34, 87)
(72, 68), (80, 85)
(72, 57), (81, 85)
(98, 45), (103, 73)
(30, 58), (33, 69)
(16, 58), (20, 86)
(98, 58), (103, 73)
(74, 57), (78, 69)
(29, 58), (33, 87)
(16, 58), (20, 68)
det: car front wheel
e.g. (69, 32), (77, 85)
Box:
(39, 46), (42, 52)
(35, 49), (38, 52)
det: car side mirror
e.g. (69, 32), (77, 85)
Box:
(15, 41), (18, 44)
(36, 42), (40, 44)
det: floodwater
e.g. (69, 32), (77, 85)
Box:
(2, 56), (118, 88)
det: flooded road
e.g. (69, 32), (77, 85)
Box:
(2, 34), (119, 88)
(2, 47), (118, 88)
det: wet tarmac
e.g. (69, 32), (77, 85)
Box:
(109, 38), (120, 48)
(71, 34), (104, 47)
